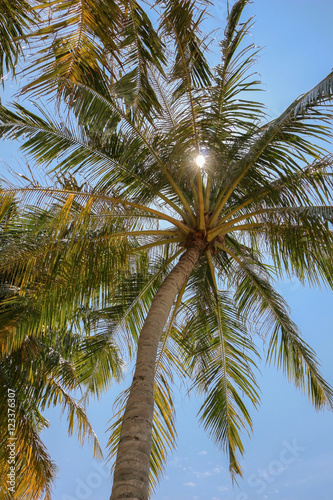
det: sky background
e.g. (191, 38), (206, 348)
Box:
(1, 1), (333, 500)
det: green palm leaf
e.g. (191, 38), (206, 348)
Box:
(227, 249), (333, 409)
(178, 279), (260, 477)
(22, 0), (122, 97)
(0, 0), (38, 81)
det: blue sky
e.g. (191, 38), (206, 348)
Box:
(1, 1), (333, 499)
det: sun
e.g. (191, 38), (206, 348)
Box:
(195, 154), (205, 168)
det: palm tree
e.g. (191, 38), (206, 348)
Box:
(0, 0), (333, 499)
(0, 196), (125, 499)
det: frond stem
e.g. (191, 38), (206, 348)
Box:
(3, 187), (193, 234)
(134, 238), (184, 252)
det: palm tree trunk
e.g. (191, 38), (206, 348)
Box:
(110, 244), (204, 500)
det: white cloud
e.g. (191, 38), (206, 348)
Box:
(198, 450), (208, 455)
(193, 470), (212, 479)
(169, 457), (182, 469)
(184, 482), (196, 487)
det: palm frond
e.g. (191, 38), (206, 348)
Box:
(176, 255), (260, 477)
(211, 70), (333, 217)
(22, 0), (122, 98)
(68, 83), (194, 218)
(0, 0), (38, 81)
(224, 248), (333, 409)
(114, 1), (165, 118)
(75, 332), (124, 402)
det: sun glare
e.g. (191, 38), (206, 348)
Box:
(195, 154), (205, 168)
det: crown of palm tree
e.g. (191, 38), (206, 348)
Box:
(0, 0), (333, 498)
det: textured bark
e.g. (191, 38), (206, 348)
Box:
(110, 245), (204, 500)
